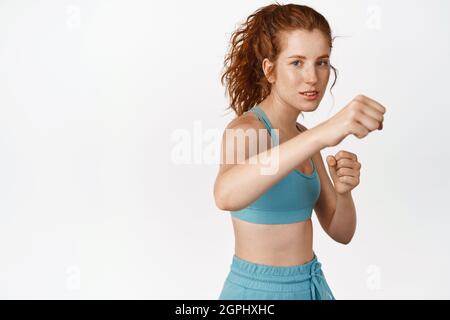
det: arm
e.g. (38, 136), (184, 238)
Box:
(214, 118), (326, 211)
(327, 192), (357, 245)
(312, 147), (359, 245)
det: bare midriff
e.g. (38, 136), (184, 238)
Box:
(232, 217), (314, 266)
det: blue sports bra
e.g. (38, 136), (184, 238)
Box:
(230, 105), (321, 224)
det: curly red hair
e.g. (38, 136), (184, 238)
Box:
(221, 2), (338, 117)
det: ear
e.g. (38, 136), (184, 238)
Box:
(262, 58), (275, 84)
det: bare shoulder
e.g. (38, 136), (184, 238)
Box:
(221, 111), (269, 147)
(221, 111), (269, 149)
(227, 111), (264, 130)
(217, 112), (269, 175)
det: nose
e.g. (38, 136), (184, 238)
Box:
(303, 65), (318, 84)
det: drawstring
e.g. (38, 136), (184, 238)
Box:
(310, 260), (335, 300)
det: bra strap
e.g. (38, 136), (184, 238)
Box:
(296, 122), (316, 170)
(250, 106), (279, 146)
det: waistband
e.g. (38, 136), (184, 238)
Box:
(227, 253), (334, 299)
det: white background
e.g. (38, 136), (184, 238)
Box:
(0, 0), (449, 299)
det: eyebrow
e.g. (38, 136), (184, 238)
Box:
(287, 54), (330, 59)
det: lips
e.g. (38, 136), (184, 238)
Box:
(300, 90), (318, 96)
(299, 90), (319, 100)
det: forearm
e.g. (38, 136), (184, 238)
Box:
(327, 192), (357, 244)
(216, 127), (325, 211)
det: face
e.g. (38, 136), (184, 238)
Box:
(263, 28), (331, 111)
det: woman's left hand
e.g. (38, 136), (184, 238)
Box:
(326, 150), (361, 195)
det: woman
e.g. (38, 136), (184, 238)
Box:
(214, 3), (386, 300)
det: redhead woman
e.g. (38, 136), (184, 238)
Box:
(214, 3), (386, 300)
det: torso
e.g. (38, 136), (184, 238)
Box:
(232, 112), (315, 266)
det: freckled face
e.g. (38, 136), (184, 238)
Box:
(271, 29), (331, 110)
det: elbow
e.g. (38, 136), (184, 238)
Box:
(327, 218), (356, 245)
(214, 190), (228, 211)
(214, 180), (230, 211)
(337, 238), (352, 245)
(327, 227), (354, 245)
(335, 234), (354, 245)
(214, 180), (244, 211)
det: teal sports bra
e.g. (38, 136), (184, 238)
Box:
(230, 105), (321, 224)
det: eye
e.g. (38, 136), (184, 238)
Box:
(291, 60), (303, 67)
(317, 60), (329, 66)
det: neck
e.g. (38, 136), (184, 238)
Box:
(258, 94), (302, 132)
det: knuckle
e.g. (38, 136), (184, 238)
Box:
(348, 100), (359, 112)
(349, 108), (358, 119)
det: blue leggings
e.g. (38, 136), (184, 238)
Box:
(219, 253), (335, 300)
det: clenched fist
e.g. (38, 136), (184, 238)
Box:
(326, 150), (361, 195)
(317, 94), (386, 148)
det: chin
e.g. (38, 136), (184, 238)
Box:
(298, 102), (320, 111)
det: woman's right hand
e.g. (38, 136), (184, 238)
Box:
(316, 94), (386, 148)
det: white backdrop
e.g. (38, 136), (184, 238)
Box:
(0, 0), (449, 299)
